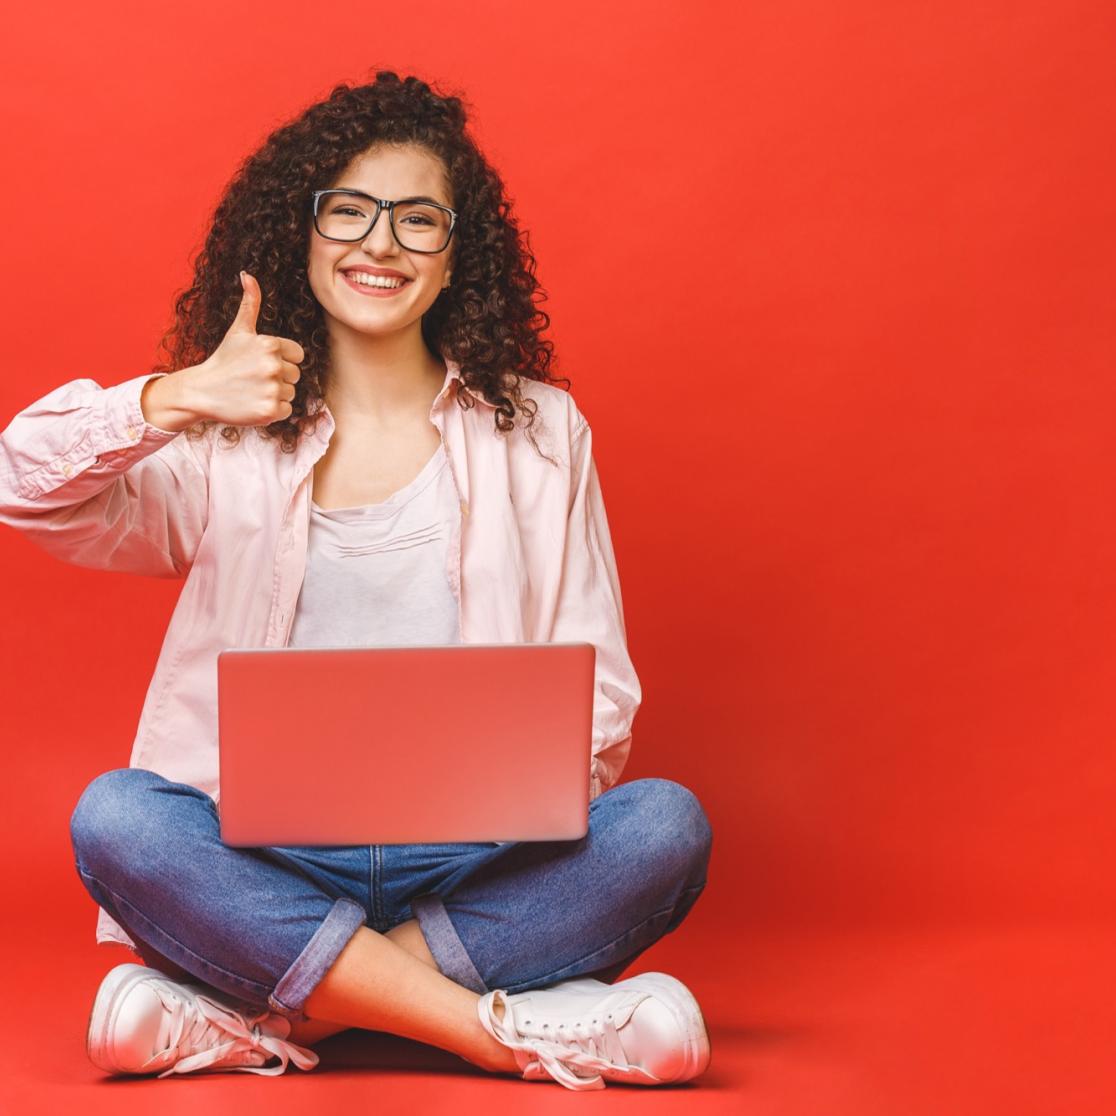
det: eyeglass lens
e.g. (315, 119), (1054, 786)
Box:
(316, 192), (452, 251)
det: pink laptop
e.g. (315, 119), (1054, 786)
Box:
(216, 642), (595, 846)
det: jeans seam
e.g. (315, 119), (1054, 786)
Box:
(371, 844), (385, 928)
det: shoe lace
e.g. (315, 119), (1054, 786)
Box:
(483, 988), (647, 1091)
(140, 982), (319, 1077)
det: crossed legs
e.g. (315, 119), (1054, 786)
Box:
(71, 770), (712, 1075)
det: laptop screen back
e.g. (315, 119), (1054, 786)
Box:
(216, 642), (595, 846)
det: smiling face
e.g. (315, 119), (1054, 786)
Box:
(307, 143), (455, 340)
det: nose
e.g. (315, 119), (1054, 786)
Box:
(361, 206), (400, 256)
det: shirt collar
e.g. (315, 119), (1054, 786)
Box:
(312, 354), (498, 433)
(442, 357), (499, 410)
(308, 357), (495, 444)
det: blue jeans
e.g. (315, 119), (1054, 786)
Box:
(69, 768), (713, 1022)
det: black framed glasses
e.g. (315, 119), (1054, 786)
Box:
(311, 189), (458, 254)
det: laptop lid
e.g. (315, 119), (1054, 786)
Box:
(216, 642), (595, 846)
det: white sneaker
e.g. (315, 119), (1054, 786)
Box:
(86, 963), (320, 1077)
(477, 971), (711, 1090)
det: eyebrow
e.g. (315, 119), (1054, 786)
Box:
(336, 187), (449, 207)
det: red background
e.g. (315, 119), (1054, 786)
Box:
(1, 1), (1113, 1112)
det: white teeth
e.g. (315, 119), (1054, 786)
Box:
(346, 271), (406, 288)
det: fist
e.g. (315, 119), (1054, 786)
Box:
(185, 271), (306, 427)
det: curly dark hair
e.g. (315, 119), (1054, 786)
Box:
(152, 69), (570, 458)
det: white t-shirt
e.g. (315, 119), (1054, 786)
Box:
(288, 442), (461, 648)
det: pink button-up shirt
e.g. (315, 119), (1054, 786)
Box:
(0, 357), (641, 949)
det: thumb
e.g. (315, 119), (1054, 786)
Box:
(230, 270), (261, 334)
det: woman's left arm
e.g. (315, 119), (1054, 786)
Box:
(550, 415), (643, 800)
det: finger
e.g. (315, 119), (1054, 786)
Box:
(230, 271), (261, 335)
(276, 336), (306, 364)
(279, 358), (302, 385)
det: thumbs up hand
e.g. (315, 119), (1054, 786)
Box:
(184, 271), (307, 427)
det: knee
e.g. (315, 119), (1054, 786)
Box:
(623, 778), (713, 881)
(69, 767), (164, 872)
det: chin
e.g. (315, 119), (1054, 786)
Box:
(335, 306), (422, 334)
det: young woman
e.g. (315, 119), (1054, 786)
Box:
(0, 71), (713, 1090)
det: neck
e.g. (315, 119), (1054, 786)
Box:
(323, 321), (448, 426)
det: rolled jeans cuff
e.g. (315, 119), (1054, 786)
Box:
(411, 892), (488, 993)
(267, 896), (367, 1019)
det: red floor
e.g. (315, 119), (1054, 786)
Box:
(3, 914), (1110, 1114)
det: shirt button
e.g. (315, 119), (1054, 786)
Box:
(126, 426), (137, 439)
(62, 463), (73, 476)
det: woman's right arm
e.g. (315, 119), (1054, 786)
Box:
(0, 369), (212, 579)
